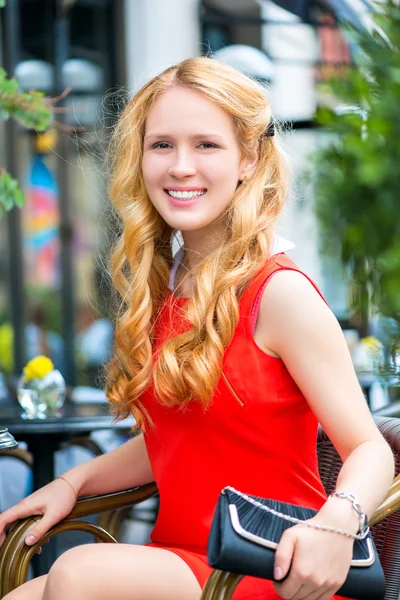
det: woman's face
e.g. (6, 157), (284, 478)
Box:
(142, 86), (250, 234)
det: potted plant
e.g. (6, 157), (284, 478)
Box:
(313, 0), (400, 395)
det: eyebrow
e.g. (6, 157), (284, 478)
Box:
(144, 133), (226, 142)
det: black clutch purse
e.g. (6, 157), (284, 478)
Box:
(207, 487), (385, 600)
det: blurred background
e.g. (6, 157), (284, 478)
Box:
(0, 0), (399, 406)
(0, 0), (400, 574)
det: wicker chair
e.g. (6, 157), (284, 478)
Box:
(0, 436), (129, 543)
(0, 417), (399, 600)
(201, 416), (400, 600)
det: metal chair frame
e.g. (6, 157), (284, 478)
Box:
(0, 418), (399, 599)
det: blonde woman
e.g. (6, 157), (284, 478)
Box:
(0, 57), (394, 600)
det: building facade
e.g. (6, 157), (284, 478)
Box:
(0, 0), (356, 384)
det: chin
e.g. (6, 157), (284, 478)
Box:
(178, 221), (213, 232)
(161, 213), (215, 232)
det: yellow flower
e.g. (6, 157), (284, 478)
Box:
(0, 323), (14, 374)
(361, 336), (383, 352)
(23, 356), (55, 381)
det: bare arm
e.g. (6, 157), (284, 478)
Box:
(0, 433), (154, 548)
(256, 270), (394, 525)
(256, 270), (394, 599)
(63, 433), (155, 497)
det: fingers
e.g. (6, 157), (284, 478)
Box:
(0, 503), (39, 546)
(290, 584), (328, 600)
(34, 539), (51, 555)
(0, 505), (51, 549)
(274, 529), (296, 581)
(274, 578), (303, 599)
(273, 525), (351, 600)
(273, 530), (304, 599)
(273, 530), (339, 600)
(313, 588), (338, 600)
(274, 573), (324, 600)
(275, 566), (345, 600)
(0, 503), (36, 535)
(24, 513), (57, 546)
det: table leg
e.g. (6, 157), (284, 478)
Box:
(28, 437), (59, 576)
(361, 384), (372, 409)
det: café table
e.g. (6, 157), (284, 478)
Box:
(0, 397), (134, 575)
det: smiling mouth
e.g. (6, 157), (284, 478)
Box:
(165, 190), (207, 200)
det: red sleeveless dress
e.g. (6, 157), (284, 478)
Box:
(142, 254), (348, 600)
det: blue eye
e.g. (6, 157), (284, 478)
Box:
(150, 141), (218, 150)
(198, 142), (218, 149)
(152, 142), (172, 149)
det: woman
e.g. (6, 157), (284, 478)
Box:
(0, 57), (394, 600)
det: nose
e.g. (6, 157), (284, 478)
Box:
(167, 149), (197, 179)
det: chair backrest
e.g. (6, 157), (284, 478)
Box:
(317, 416), (400, 600)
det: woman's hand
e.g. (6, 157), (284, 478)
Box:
(0, 477), (78, 551)
(273, 520), (354, 600)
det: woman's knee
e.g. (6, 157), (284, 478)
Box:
(45, 545), (94, 595)
(44, 543), (202, 600)
(2, 575), (47, 600)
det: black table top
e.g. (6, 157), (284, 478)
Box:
(0, 399), (134, 435)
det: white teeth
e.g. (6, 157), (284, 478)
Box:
(167, 190), (206, 199)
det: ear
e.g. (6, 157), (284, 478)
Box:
(239, 151), (258, 181)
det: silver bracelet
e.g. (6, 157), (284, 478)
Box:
(328, 491), (368, 537)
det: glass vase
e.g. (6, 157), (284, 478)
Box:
(17, 369), (66, 419)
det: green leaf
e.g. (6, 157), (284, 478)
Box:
(13, 188), (25, 208)
(0, 172), (25, 216)
(0, 78), (19, 94)
(0, 192), (14, 211)
(0, 0), (6, 7)
(2, 172), (12, 188)
(7, 179), (18, 193)
(0, 73), (53, 131)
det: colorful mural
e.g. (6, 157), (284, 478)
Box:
(23, 153), (60, 288)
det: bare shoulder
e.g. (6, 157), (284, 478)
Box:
(256, 268), (384, 459)
(259, 268), (333, 319)
(256, 269), (342, 357)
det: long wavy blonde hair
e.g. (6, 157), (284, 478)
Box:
(105, 57), (289, 428)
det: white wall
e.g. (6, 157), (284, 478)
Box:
(124, 0), (201, 95)
(279, 129), (349, 316)
(260, 1), (319, 121)
(259, 2), (346, 308)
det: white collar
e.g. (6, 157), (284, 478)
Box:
(169, 234), (295, 292)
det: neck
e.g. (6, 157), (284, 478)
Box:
(181, 223), (226, 276)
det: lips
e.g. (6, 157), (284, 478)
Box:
(164, 189), (207, 208)
(164, 187), (207, 192)
(164, 188), (207, 200)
